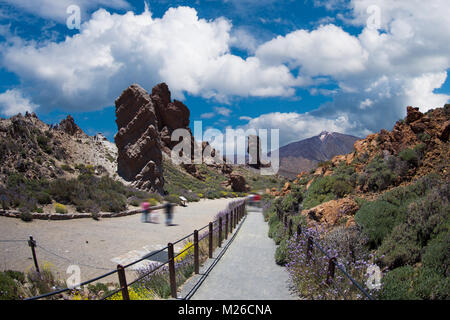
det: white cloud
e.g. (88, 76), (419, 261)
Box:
(214, 106), (232, 117)
(1, 6), (302, 112)
(200, 112), (215, 119)
(0, 2), (449, 141)
(256, 24), (369, 77)
(0, 89), (38, 116)
(241, 111), (360, 147)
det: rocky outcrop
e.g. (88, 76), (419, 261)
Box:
(150, 83), (191, 152)
(57, 115), (87, 137)
(228, 173), (250, 192)
(114, 84), (164, 193)
(301, 197), (359, 229)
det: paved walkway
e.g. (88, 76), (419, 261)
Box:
(187, 206), (296, 300)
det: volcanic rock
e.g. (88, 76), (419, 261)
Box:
(58, 115), (87, 137)
(301, 197), (359, 229)
(114, 84), (164, 193)
(228, 173), (250, 192)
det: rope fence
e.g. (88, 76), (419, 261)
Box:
(23, 199), (247, 300)
(281, 213), (375, 300)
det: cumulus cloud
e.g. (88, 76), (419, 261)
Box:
(0, 89), (38, 116)
(256, 24), (369, 77)
(0, 6), (302, 113)
(0, 1), (449, 143)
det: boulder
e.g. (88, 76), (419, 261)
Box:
(301, 197), (359, 229)
(229, 173), (250, 192)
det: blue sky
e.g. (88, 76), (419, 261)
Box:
(0, 0), (449, 147)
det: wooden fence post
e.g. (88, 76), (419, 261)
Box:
(225, 213), (229, 240)
(194, 230), (199, 274)
(167, 243), (177, 298)
(326, 257), (337, 285)
(117, 265), (129, 300)
(28, 236), (40, 273)
(306, 237), (313, 263)
(208, 222), (213, 258)
(218, 217), (222, 247)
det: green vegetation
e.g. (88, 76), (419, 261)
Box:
(0, 171), (154, 214)
(354, 174), (449, 299)
(263, 197), (307, 265)
(303, 174), (353, 209)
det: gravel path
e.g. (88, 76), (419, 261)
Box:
(0, 198), (237, 284)
(189, 206), (296, 300)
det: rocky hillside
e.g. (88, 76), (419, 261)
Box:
(264, 104), (449, 300)
(0, 112), (118, 184)
(274, 131), (360, 178)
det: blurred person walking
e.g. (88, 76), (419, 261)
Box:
(164, 201), (175, 226)
(141, 202), (151, 223)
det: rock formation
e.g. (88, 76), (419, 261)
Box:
(227, 173), (250, 192)
(57, 115), (88, 138)
(114, 84), (164, 193)
(114, 82), (255, 194)
(301, 197), (359, 229)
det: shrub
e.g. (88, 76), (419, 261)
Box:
(380, 266), (419, 300)
(36, 192), (51, 205)
(357, 156), (397, 191)
(399, 148), (419, 167)
(422, 233), (450, 277)
(303, 176), (352, 209)
(355, 200), (405, 249)
(275, 239), (288, 265)
(0, 272), (19, 300)
(164, 194), (182, 205)
(19, 210), (33, 222)
(54, 203), (68, 214)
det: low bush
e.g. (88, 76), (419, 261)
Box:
(54, 203), (68, 214)
(0, 272), (20, 300)
(303, 175), (353, 209)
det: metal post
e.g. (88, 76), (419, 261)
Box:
(167, 243), (177, 298)
(218, 217), (222, 247)
(208, 222), (213, 258)
(117, 265), (129, 300)
(297, 224), (302, 239)
(194, 230), (199, 274)
(28, 236), (40, 273)
(326, 257), (337, 285)
(284, 214), (287, 227)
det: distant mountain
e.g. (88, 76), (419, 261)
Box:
(274, 131), (360, 178)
